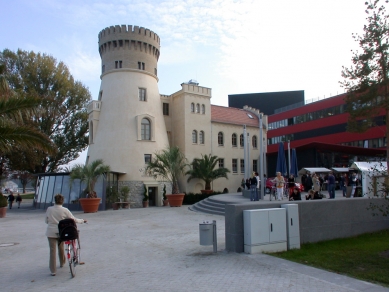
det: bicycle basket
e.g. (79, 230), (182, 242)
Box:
(58, 219), (78, 241)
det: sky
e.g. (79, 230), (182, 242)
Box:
(0, 0), (376, 166)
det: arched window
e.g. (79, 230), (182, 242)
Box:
(240, 134), (244, 147)
(141, 118), (151, 140)
(252, 135), (257, 148)
(232, 133), (237, 147)
(218, 132), (224, 146)
(199, 131), (204, 144)
(196, 103), (200, 113)
(201, 104), (205, 114)
(191, 103), (195, 113)
(192, 130), (198, 143)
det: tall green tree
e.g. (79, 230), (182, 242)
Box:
(340, 0), (389, 165)
(0, 49), (91, 173)
(0, 63), (53, 155)
(186, 154), (230, 191)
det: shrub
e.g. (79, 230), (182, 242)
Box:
(0, 193), (7, 208)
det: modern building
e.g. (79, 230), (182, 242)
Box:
(229, 90), (304, 116)
(85, 25), (267, 207)
(266, 93), (386, 176)
(228, 89), (386, 177)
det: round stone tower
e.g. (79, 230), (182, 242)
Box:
(86, 25), (169, 196)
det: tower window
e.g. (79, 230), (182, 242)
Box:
(154, 68), (157, 76)
(192, 130), (198, 144)
(252, 135), (258, 148)
(232, 133), (237, 147)
(240, 159), (244, 173)
(138, 62), (145, 70)
(102, 65), (105, 73)
(141, 118), (151, 140)
(199, 131), (204, 144)
(191, 103), (195, 113)
(218, 132), (224, 146)
(253, 160), (258, 172)
(163, 103), (169, 115)
(196, 103), (200, 113)
(139, 88), (147, 101)
(144, 154), (152, 163)
(202, 104), (205, 114)
(115, 60), (122, 69)
(232, 159), (237, 173)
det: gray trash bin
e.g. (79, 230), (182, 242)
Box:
(199, 222), (213, 246)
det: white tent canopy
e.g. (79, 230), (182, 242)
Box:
(350, 161), (387, 197)
(298, 167), (331, 175)
(331, 167), (350, 173)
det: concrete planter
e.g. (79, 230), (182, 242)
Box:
(0, 206), (6, 218)
(79, 198), (101, 213)
(166, 193), (185, 207)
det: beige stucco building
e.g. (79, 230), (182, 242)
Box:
(86, 25), (267, 207)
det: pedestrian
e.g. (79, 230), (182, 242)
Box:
(312, 173), (321, 192)
(45, 194), (87, 276)
(288, 174), (295, 196)
(255, 172), (260, 200)
(272, 172), (285, 201)
(305, 190), (322, 200)
(249, 173), (257, 201)
(7, 191), (15, 209)
(327, 171), (336, 199)
(340, 173), (347, 197)
(305, 173), (313, 191)
(15, 193), (22, 208)
(350, 173), (357, 198)
(289, 187), (301, 201)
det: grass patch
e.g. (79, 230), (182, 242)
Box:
(21, 193), (35, 199)
(270, 229), (389, 287)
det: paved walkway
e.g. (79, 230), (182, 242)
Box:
(1, 200), (388, 292)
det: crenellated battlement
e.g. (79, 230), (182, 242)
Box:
(99, 25), (160, 45)
(98, 25), (160, 61)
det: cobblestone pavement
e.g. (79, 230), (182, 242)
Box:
(1, 202), (388, 292)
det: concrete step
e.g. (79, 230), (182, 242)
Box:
(189, 197), (226, 216)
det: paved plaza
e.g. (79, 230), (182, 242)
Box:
(1, 199), (388, 292)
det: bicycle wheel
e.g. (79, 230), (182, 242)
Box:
(270, 188), (275, 201)
(69, 240), (78, 278)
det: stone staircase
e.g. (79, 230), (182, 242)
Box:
(188, 196), (226, 216)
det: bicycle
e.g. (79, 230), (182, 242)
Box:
(269, 185), (277, 201)
(64, 232), (81, 278)
(58, 218), (85, 278)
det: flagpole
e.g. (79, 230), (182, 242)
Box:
(288, 140), (291, 176)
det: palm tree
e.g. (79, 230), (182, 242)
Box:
(145, 146), (188, 194)
(70, 159), (110, 198)
(0, 64), (53, 154)
(186, 154), (230, 191)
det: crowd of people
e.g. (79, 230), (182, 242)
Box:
(241, 170), (361, 201)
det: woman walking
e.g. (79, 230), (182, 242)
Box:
(272, 172), (285, 201)
(45, 194), (87, 276)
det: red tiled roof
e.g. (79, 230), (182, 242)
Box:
(211, 105), (259, 127)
